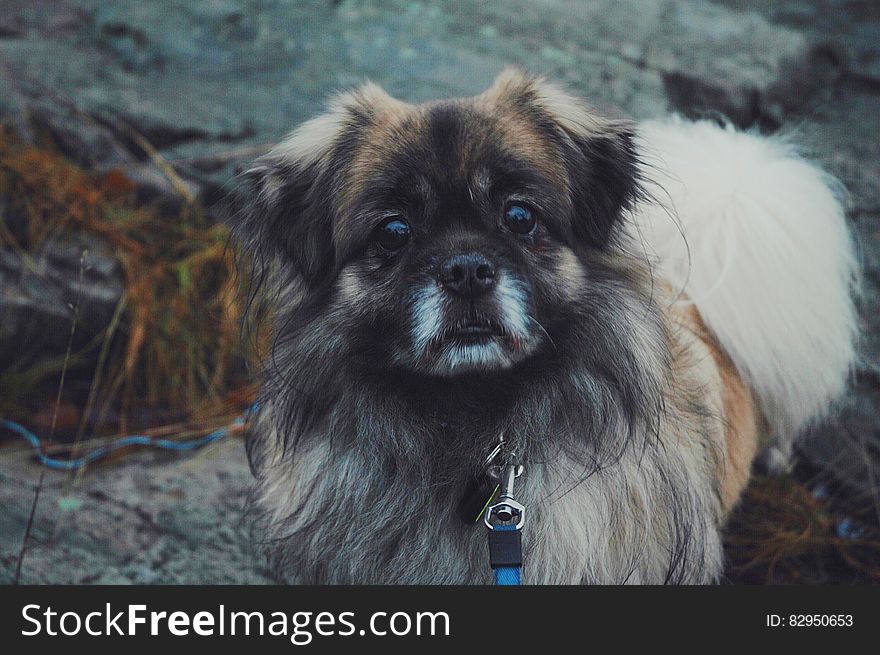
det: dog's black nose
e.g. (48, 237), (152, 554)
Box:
(439, 253), (496, 297)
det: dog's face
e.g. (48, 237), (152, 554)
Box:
(239, 69), (639, 377)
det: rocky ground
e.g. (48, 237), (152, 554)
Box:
(0, 437), (272, 583)
(1, 0), (878, 583)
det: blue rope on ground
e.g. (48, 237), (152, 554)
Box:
(0, 415), (246, 471)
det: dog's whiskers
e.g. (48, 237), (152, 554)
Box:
(529, 314), (558, 354)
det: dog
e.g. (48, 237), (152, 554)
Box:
(233, 68), (858, 584)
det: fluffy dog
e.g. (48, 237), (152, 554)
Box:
(233, 69), (857, 584)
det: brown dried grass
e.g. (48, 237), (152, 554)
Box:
(0, 126), (258, 431)
(724, 472), (880, 583)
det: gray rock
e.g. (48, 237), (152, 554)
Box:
(0, 16), (27, 40)
(0, 68), (201, 204)
(0, 233), (124, 372)
(713, 0), (880, 85)
(0, 436), (272, 584)
(0, 0), (825, 184)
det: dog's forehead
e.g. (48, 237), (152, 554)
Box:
(338, 98), (568, 213)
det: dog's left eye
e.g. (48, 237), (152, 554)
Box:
(375, 216), (411, 251)
(502, 203), (537, 235)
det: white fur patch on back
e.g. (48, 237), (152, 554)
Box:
(629, 118), (858, 460)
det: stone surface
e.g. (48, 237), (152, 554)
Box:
(0, 0), (820, 182)
(0, 233), (124, 372)
(0, 435), (272, 584)
(0, 0), (878, 583)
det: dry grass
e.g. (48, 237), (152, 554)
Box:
(0, 125), (256, 433)
(724, 471), (880, 584)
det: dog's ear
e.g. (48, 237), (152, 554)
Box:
(236, 158), (332, 283)
(233, 108), (347, 284)
(561, 122), (640, 249)
(233, 83), (402, 284)
(486, 69), (641, 249)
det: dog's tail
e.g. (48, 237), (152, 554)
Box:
(630, 118), (858, 469)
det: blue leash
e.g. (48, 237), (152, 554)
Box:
(0, 415), (245, 471)
(491, 524), (523, 585)
(484, 462), (525, 585)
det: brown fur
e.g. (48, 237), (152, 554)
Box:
(671, 302), (762, 514)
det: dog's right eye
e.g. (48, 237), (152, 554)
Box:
(502, 203), (537, 235)
(375, 216), (411, 251)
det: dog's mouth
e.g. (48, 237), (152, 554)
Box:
(431, 316), (507, 349)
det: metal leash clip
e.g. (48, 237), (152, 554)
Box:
(484, 456), (525, 584)
(483, 459), (525, 530)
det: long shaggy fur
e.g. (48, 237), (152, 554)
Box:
(234, 69), (857, 584)
(630, 118), (859, 468)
